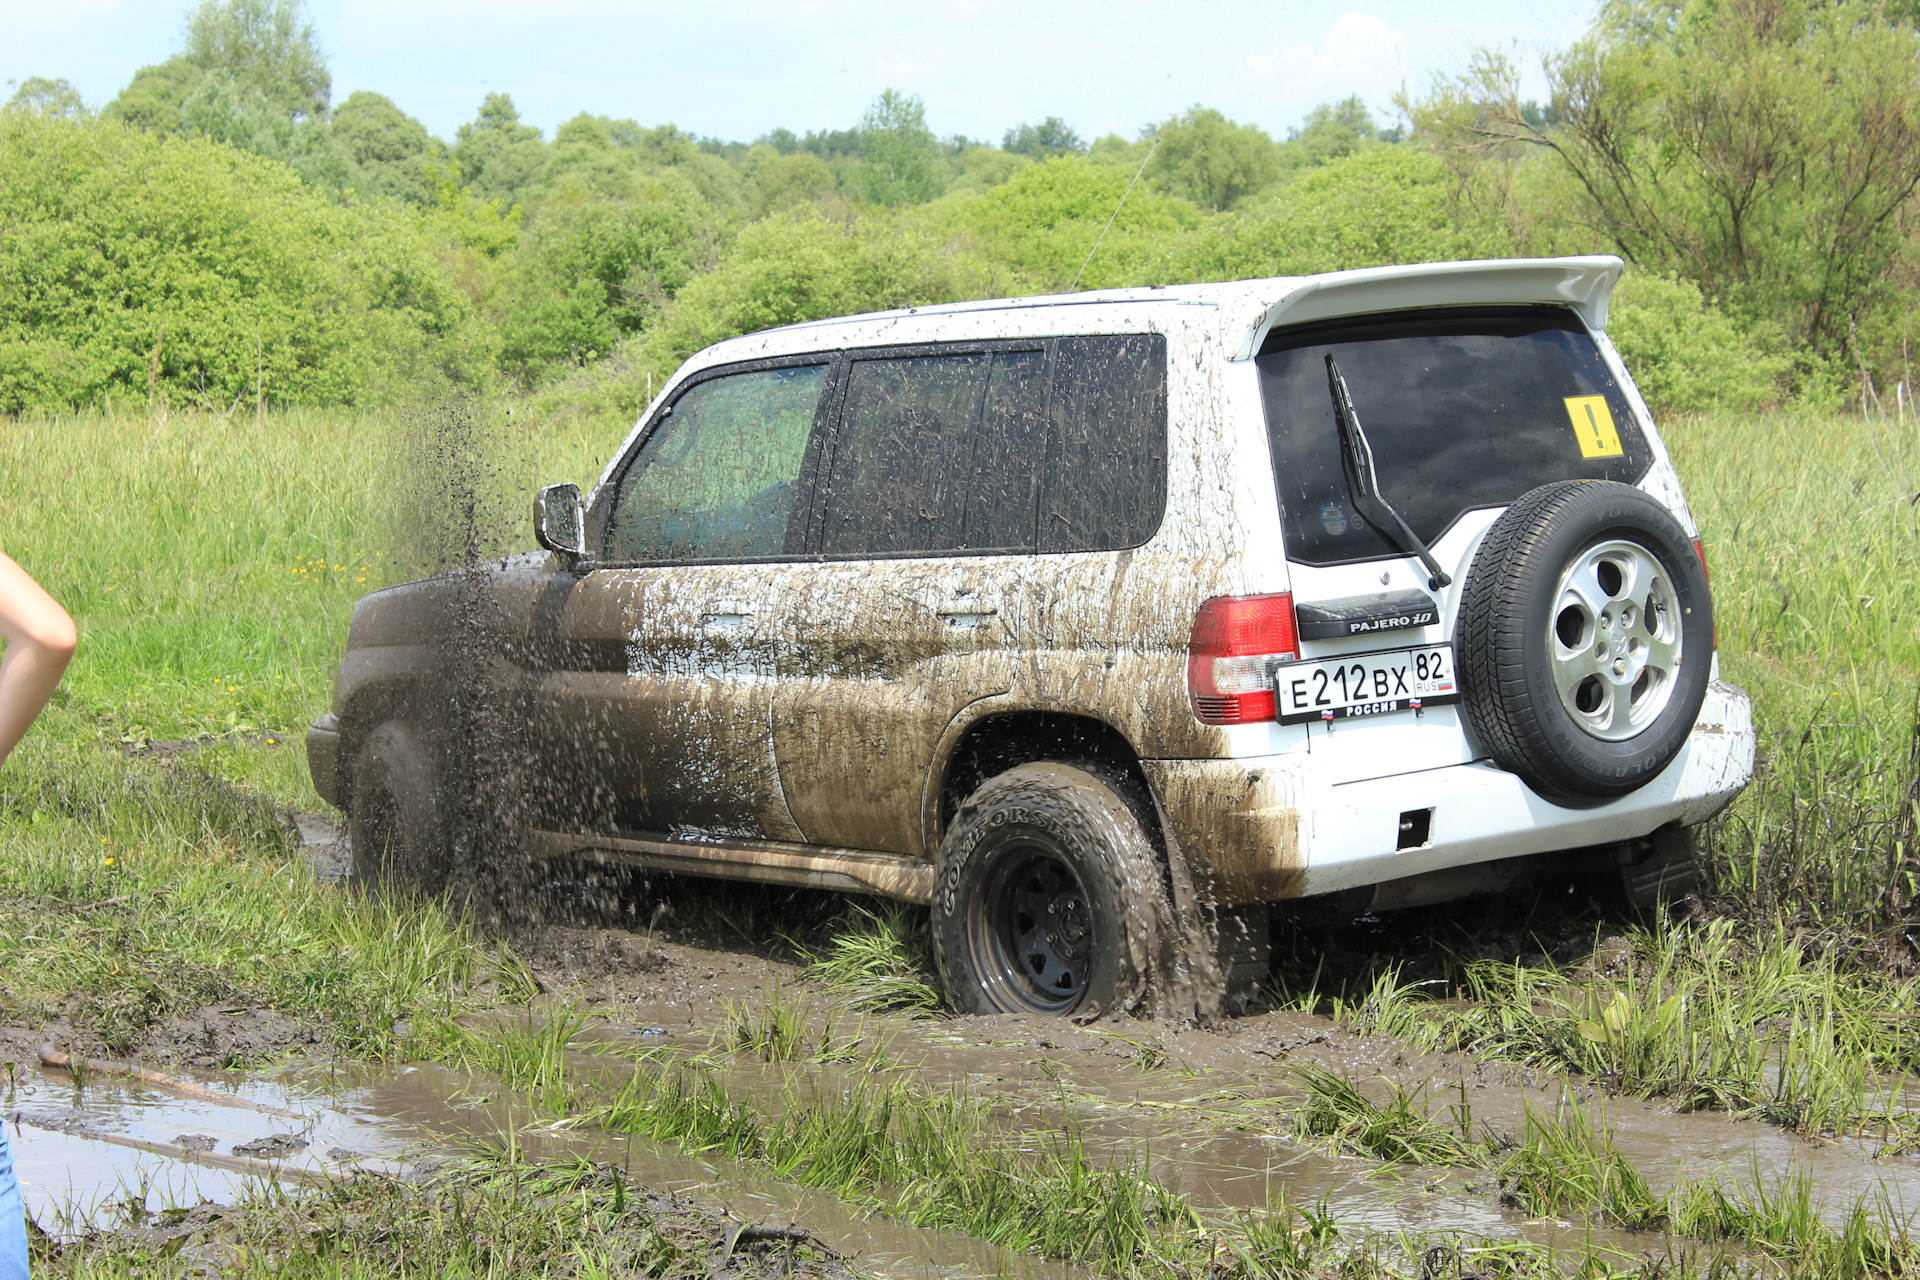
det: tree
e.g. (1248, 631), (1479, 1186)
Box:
(1408, 0), (1920, 359)
(1003, 117), (1085, 157)
(3, 78), (87, 120)
(1279, 96), (1388, 169)
(332, 91), (444, 205)
(0, 112), (492, 411)
(104, 57), (206, 134)
(182, 0), (330, 121)
(1146, 106), (1280, 210)
(854, 89), (942, 206)
(454, 93), (546, 205)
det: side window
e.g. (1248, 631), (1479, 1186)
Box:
(817, 350), (1047, 557)
(603, 365), (827, 564)
(1042, 335), (1168, 553)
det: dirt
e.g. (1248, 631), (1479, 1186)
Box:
(3, 1004), (329, 1072)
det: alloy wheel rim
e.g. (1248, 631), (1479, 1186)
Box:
(1548, 538), (1684, 742)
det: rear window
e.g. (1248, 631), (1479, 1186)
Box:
(1255, 307), (1651, 566)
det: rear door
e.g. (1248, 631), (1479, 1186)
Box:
(769, 344), (1050, 855)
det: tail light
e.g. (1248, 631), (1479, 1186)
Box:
(1693, 540), (1717, 650)
(1188, 593), (1298, 724)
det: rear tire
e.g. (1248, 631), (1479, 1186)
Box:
(931, 762), (1168, 1019)
(348, 722), (450, 897)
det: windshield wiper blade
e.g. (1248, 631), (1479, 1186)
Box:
(1324, 354), (1453, 591)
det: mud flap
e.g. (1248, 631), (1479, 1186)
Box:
(1211, 903), (1271, 1013)
(1621, 824), (1701, 911)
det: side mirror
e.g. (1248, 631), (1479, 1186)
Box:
(533, 482), (585, 561)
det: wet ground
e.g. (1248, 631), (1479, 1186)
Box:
(14, 815), (1920, 1273)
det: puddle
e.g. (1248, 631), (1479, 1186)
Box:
(9, 1062), (406, 1231)
(7, 1054), (1080, 1279)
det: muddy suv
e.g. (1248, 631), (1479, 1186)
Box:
(308, 255), (1755, 1019)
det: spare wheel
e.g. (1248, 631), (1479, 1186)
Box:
(1456, 481), (1713, 805)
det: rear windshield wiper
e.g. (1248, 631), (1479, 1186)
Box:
(1324, 354), (1453, 591)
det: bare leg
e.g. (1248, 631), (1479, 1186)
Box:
(0, 552), (76, 770)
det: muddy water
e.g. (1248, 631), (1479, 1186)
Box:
(8, 1063), (402, 1231)
(8, 1053), (1080, 1279)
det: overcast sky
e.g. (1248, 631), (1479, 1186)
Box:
(3, 0), (1596, 145)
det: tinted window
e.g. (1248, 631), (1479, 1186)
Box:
(818, 350), (1047, 557)
(1041, 335), (1168, 553)
(1255, 308), (1650, 566)
(604, 365), (827, 563)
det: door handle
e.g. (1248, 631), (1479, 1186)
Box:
(935, 602), (997, 629)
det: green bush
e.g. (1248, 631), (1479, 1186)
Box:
(1606, 270), (1788, 414)
(498, 174), (719, 383)
(522, 208), (1011, 423)
(0, 113), (494, 412)
(945, 155), (1201, 289)
(1169, 147), (1508, 283)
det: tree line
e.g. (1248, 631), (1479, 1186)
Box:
(3, 0), (1915, 421)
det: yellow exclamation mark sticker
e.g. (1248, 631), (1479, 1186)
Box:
(1564, 395), (1624, 458)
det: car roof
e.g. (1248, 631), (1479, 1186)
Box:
(692, 255), (1626, 368)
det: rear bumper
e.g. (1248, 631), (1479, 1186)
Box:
(1146, 680), (1756, 904)
(307, 713), (344, 811)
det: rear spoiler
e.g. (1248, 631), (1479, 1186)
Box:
(1232, 256), (1625, 361)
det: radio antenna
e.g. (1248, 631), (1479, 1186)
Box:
(1069, 136), (1160, 292)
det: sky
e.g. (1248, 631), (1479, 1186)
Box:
(2, 0), (1597, 145)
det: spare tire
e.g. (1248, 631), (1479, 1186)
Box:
(1457, 481), (1713, 805)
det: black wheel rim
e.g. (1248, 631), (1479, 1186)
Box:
(968, 841), (1094, 1015)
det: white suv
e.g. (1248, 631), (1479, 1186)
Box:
(307, 254), (1756, 1019)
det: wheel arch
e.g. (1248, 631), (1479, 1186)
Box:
(924, 705), (1165, 859)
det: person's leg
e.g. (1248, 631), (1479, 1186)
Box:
(0, 1120), (28, 1280)
(0, 552), (76, 770)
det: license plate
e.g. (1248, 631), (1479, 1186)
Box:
(1275, 644), (1458, 725)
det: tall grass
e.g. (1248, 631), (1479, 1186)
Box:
(0, 406), (614, 769)
(0, 741), (485, 1058)
(1663, 408), (1920, 943)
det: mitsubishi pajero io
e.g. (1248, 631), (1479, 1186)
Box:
(307, 255), (1757, 1018)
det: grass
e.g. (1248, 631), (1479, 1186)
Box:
(38, 1151), (854, 1279)
(800, 902), (942, 1015)
(1288, 1063), (1489, 1167)
(0, 405), (613, 784)
(2, 401), (1918, 1272)
(0, 740), (487, 1059)
(1496, 1096), (1666, 1231)
(1661, 407), (1920, 942)
(592, 1055), (1199, 1270)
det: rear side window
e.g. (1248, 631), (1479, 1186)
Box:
(817, 350), (1047, 556)
(604, 365), (827, 563)
(1256, 307), (1650, 566)
(1042, 335), (1168, 553)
